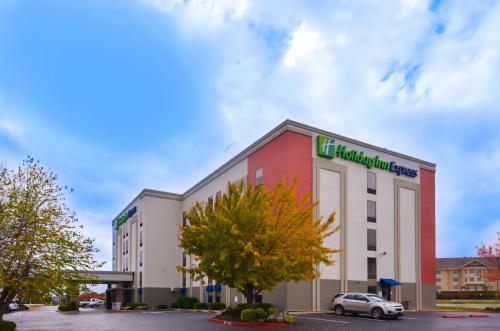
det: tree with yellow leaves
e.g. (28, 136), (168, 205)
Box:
(179, 179), (339, 305)
(0, 158), (101, 320)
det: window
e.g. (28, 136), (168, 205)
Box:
(255, 294), (263, 303)
(436, 286), (441, 291)
(367, 229), (376, 251)
(139, 251), (143, 267)
(453, 277), (459, 283)
(139, 211), (143, 227)
(182, 252), (187, 267)
(208, 196), (213, 207)
(182, 272), (186, 288)
(126, 240), (128, 254)
(182, 212), (187, 226)
(367, 172), (376, 194)
(344, 294), (356, 300)
(367, 201), (376, 223)
(367, 286), (377, 294)
(216, 191), (221, 200)
(139, 271), (143, 288)
(255, 167), (263, 186)
(216, 296), (221, 303)
(453, 270), (460, 275)
(453, 286), (459, 290)
(367, 257), (377, 279)
(140, 231), (143, 247)
(123, 241), (126, 255)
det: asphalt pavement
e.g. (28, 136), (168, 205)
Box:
(4, 305), (500, 331)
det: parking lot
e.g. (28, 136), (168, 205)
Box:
(5, 306), (500, 331)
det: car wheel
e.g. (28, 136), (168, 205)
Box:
(334, 305), (344, 316)
(371, 307), (384, 320)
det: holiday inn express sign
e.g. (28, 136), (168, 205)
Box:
(316, 135), (418, 178)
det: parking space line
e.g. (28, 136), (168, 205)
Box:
(295, 316), (349, 324)
(400, 316), (417, 320)
(321, 314), (385, 322)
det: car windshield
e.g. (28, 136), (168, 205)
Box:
(366, 295), (386, 302)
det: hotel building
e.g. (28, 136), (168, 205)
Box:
(111, 120), (436, 310)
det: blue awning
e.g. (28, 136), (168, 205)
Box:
(206, 284), (214, 292)
(380, 278), (401, 286)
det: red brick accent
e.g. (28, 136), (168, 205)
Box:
(420, 168), (436, 284)
(247, 131), (312, 199)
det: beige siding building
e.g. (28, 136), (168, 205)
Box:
(436, 258), (500, 292)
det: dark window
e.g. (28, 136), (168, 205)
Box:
(216, 296), (221, 303)
(367, 172), (376, 194)
(367, 229), (376, 251)
(140, 231), (143, 247)
(182, 272), (186, 288)
(208, 295), (213, 303)
(368, 257), (377, 279)
(255, 294), (263, 303)
(255, 168), (263, 186)
(355, 295), (369, 302)
(139, 271), (142, 288)
(182, 252), (187, 267)
(208, 196), (213, 207)
(182, 212), (187, 226)
(367, 201), (376, 223)
(368, 286), (377, 294)
(344, 294), (356, 300)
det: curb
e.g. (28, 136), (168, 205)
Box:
(208, 317), (290, 327)
(469, 313), (489, 318)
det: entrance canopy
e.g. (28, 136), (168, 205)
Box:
(380, 278), (401, 286)
(76, 271), (134, 286)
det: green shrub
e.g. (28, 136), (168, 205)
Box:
(240, 308), (257, 321)
(252, 303), (273, 311)
(58, 301), (78, 312)
(285, 314), (295, 324)
(0, 320), (16, 331)
(267, 307), (278, 315)
(485, 307), (500, 312)
(193, 302), (209, 309)
(236, 303), (251, 310)
(209, 302), (226, 310)
(176, 296), (199, 309)
(254, 307), (266, 320)
(157, 304), (168, 309)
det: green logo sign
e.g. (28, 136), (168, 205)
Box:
(315, 135), (418, 178)
(316, 135), (335, 159)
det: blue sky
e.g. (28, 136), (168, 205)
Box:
(1, 0), (499, 275)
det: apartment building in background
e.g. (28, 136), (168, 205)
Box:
(436, 257), (500, 292)
(110, 119), (436, 311)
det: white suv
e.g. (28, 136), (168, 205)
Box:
(331, 293), (404, 319)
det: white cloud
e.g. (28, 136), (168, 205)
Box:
(142, 0), (249, 36)
(282, 22), (327, 67)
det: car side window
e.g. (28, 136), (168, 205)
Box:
(344, 294), (356, 300)
(355, 295), (369, 301)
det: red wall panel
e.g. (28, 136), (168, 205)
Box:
(247, 131), (312, 200)
(420, 168), (436, 284)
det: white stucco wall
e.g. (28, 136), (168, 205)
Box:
(312, 133), (421, 283)
(319, 168), (341, 280)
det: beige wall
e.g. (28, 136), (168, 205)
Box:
(143, 196), (182, 288)
(437, 265), (499, 292)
